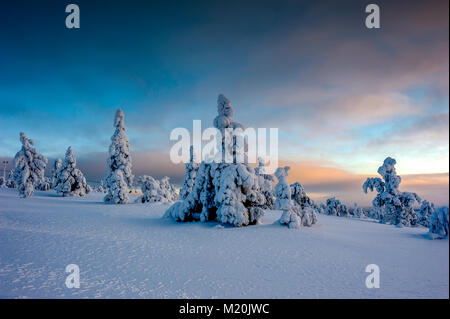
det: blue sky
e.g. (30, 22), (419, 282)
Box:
(0, 0), (448, 205)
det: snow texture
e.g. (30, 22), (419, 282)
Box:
(165, 95), (266, 227)
(1, 187), (446, 298)
(104, 109), (134, 204)
(53, 147), (91, 197)
(363, 157), (421, 227)
(12, 132), (48, 198)
(428, 207), (449, 239)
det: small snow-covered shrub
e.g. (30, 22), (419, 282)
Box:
(417, 200), (435, 228)
(54, 147), (91, 197)
(164, 94), (266, 227)
(363, 157), (420, 227)
(38, 176), (51, 191)
(12, 132), (48, 198)
(275, 166), (317, 229)
(104, 109), (134, 204)
(325, 197), (349, 217)
(0, 176), (5, 188)
(352, 203), (367, 218)
(428, 207), (449, 239)
(136, 175), (177, 203)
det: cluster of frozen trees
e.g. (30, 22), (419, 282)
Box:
(103, 109), (134, 204)
(11, 132), (48, 198)
(324, 197), (350, 217)
(363, 157), (421, 227)
(52, 147), (91, 197)
(274, 166), (317, 229)
(164, 95), (269, 227)
(136, 175), (178, 203)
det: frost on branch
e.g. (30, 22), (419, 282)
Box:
(417, 200), (435, 228)
(363, 157), (420, 227)
(179, 146), (199, 200)
(54, 147), (91, 197)
(104, 109), (134, 204)
(274, 166), (317, 229)
(164, 94), (266, 227)
(12, 132), (48, 198)
(325, 197), (349, 217)
(428, 207), (449, 239)
(255, 157), (275, 209)
(137, 175), (178, 203)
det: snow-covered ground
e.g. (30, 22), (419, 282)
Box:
(0, 187), (448, 298)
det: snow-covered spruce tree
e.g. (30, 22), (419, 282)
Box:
(290, 181), (320, 213)
(325, 197), (349, 217)
(179, 145), (199, 200)
(51, 158), (63, 188)
(319, 203), (326, 214)
(255, 157), (275, 209)
(136, 175), (164, 203)
(164, 94), (266, 227)
(363, 157), (420, 227)
(0, 176), (5, 188)
(104, 109), (134, 204)
(160, 176), (178, 202)
(274, 166), (317, 228)
(54, 147), (91, 197)
(12, 132), (48, 198)
(417, 200), (435, 228)
(428, 207), (449, 239)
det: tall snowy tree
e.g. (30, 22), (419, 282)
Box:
(363, 157), (420, 227)
(179, 145), (199, 199)
(12, 132), (48, 198)
(428, 207), (449, 239)
(164, 94), (266, 227)
(104, 109), (134, 204)
(255, 157), (275, 209)
(54, 147), (91, 197)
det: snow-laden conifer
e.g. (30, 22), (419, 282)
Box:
(54, 147), (91, 197)
(12, 132), (48, 198)
(363, 157), (420, 227)
(104, 109), (133, 204)
(164, 95), (266, 226)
